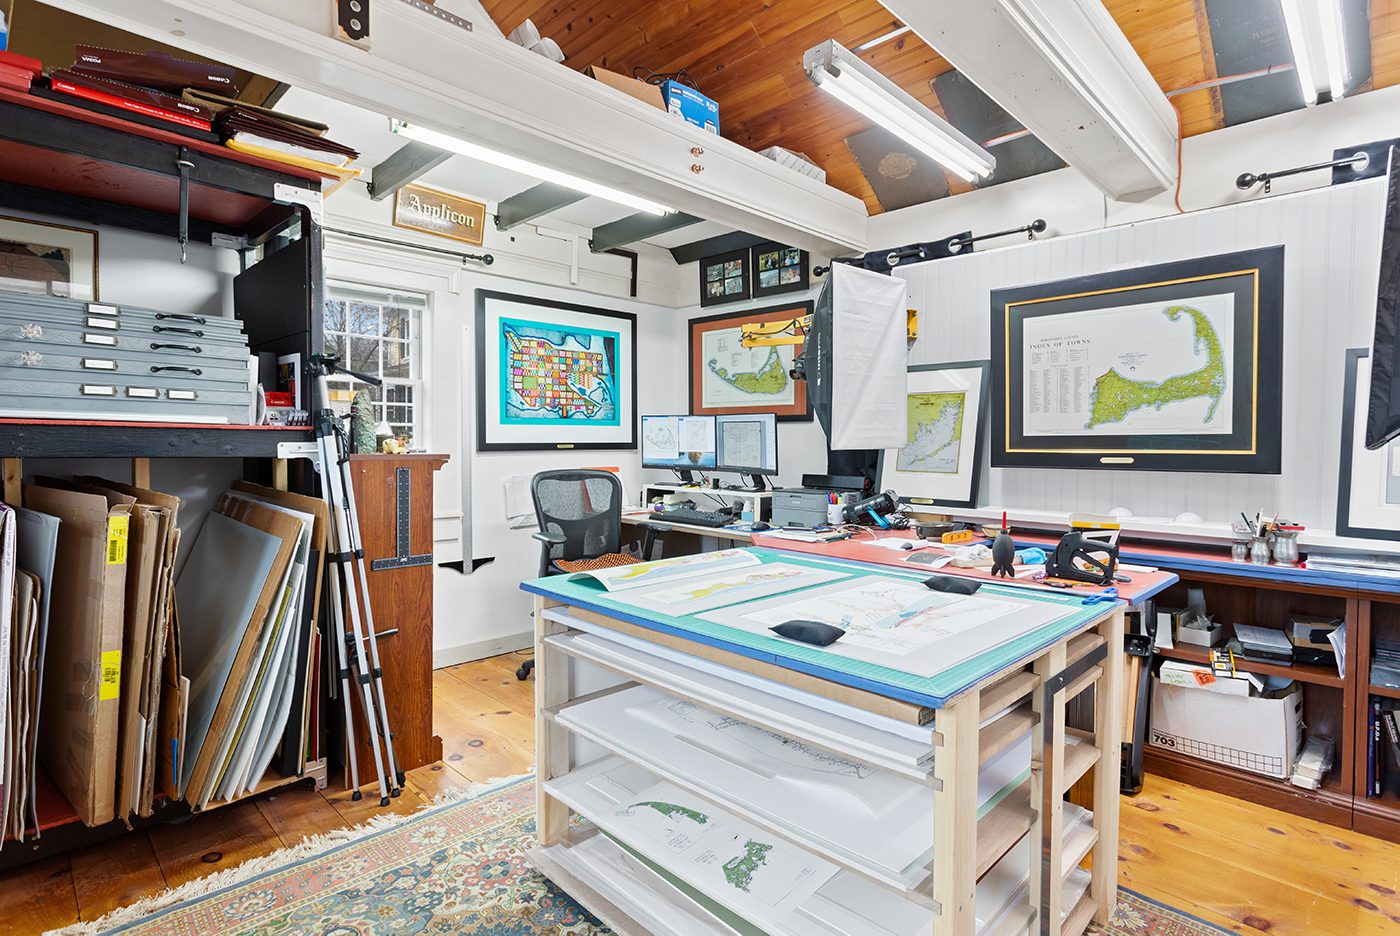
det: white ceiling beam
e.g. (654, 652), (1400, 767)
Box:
(48, 0), (868, 256)
(884, 0), (1179, 199)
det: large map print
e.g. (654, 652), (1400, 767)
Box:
(898, 391), (965, 473)
(1021, 293), (1235, 437)
(500, 317), (619, 426)
(701, 328), (796, 408)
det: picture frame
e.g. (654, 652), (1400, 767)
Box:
(876, 360), (991, 509)
(1337, 348), (1400, 540)
(990, 246), (1284, 473)
(699, 248), (751, 307)
(689, 302), (813, 422)
(749, 242), (809, 299)
(475, 289), (637, 452)
(0, 215), (98, 301)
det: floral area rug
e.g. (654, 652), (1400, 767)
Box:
(51, 772), (1229, 936)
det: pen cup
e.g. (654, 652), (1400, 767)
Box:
(827, 504), (844, 524)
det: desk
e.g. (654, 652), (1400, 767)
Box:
(522, 547), (1123, 935)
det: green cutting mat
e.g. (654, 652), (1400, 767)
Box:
(521, 547), (1112, 710)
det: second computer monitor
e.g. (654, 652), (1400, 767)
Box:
(716, 412), (778, 481)
(641, 414), (717, 474)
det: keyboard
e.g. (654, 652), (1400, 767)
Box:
(656, 508), (735, 528)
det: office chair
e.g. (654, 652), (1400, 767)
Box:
(516, 469), (664, 680)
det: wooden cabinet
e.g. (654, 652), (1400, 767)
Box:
(347, 454), (447, 774)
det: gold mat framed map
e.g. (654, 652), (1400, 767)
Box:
(877, 360), (990, 509)
(990, 246), (1283, 473)
(689, 302), (813, 422)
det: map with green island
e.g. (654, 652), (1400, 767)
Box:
(630, 801), (709, 824)
(708, 347), (788, 395)
(898, 391), (965, 474)
(1085, 305), (1227, 430)
(722, 839), (773, 892)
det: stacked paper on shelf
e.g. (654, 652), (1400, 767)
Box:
(1233, 624), (1294, 665)
(1290, 736), (1335, 790)
(1305, 554), (1400, 579)
(6, 506), (57, 843)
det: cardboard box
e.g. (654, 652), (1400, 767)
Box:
(584, 65), (665, 111)
(1149, 675), (1303, 779)
(659, 80), (718, 134)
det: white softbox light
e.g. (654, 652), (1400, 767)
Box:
(830, 263), (909, 450)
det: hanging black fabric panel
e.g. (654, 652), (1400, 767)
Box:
(1366, 146), (1400, 449)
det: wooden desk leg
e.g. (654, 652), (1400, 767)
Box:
(1092, 609), (1125, 925)
(932, 688), (978, 936)
(535, 595), (571, 847)
(131, 457), (151, 489)
(2, 458), (19, 506)
(1031, 642), (1067, 936)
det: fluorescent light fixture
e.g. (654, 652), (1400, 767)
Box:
(803, 39), (994, 182)
(1279, 0), (1350, 105)
(389, 119), (674, 216)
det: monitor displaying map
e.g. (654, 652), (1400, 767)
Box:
(642, 414), (717, 469)
(989, 247), (1283, 473)
(717, 412), (778, 474)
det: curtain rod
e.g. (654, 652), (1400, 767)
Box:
(325, 226), (494, 265)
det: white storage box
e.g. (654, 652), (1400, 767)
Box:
(1149, 675), (1303, 779)
(759, 145), (827, 184)
(1158, 660), (1250, 696)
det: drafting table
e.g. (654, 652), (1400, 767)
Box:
(521, 547), (1126, 936)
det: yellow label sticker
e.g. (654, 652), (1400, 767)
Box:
(107, 516), (128, 565)
(100, 650), (121, 700)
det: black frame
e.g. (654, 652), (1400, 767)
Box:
(990, 246), (1284, 473)
(474, 289), (638, 452)
(749, 241), (809, 299)
(1338, 347), (1400, 540)
(875, 360), (991, 509)
(699, 248), (751, 307)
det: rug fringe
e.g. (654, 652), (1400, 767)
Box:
(44, 772), (535, 936)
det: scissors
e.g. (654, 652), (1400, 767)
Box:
(1081, 587), (1120, 605)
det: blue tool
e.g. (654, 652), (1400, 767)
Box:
(1081, 587), (1120, 605)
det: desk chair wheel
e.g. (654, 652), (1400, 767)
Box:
(516, 658), (535, 680)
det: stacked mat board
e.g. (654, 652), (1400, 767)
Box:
(0, 293), (252, 423)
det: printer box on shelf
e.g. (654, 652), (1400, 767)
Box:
(1149, 675), (1303, 779)
(659, 80), (718, 134)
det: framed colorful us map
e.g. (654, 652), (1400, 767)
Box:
(689, 302), (813, 422)
(475, 290), (637, 451)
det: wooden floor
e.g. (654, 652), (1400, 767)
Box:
(1, 649), (1397, 934)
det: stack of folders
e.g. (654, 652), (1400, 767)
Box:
(1290, 736), (1335, 790)
(1232, 624), (1294, 666)
(174, 485), (326, 810)
(217, 107), (360, 180)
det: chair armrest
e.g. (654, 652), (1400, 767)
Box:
(633, 521), (669, 534)
(532, 530), (567, 545)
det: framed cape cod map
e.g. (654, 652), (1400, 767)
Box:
(689, 302), (814, 422)
(990, 247), (1283, 473)
(475, 289), (637, 451)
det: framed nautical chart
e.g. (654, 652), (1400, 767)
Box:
(689, 302), (814, 422)
(877, 360), (990, 509)
(475, 289), (637, 451)
(990, 247), (1284, 473)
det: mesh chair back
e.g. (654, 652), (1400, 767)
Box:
(531, 470), (624, 568)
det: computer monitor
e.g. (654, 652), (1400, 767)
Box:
(641, 414), (717, 481)
(716, 412), (778, 490)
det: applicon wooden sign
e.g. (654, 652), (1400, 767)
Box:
(392, 183), (486, 246)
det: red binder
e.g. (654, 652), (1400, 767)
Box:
(49, 70), (213, 131)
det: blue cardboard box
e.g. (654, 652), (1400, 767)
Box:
(658, 81), (718, 135)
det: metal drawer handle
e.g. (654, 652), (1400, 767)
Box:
(151, 365), (202, 375)
(151, 342), (203, 354)
(155, 313), (207, 325)
(152, 325), (204, 337)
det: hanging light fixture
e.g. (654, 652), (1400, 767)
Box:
(1278, 0), (1350, 105)
(389, 119), (675, 216)
(803, 39), (995, 183)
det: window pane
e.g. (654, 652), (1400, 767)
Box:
(383, 341), (412, 379)
(325, 299), (346, 333)
(384, 306), (412, 341)
(349, 300), (380, 337)
(349, 336), (379, 377)
(387, 403), (409, 424)
(325, 332), (346, 364)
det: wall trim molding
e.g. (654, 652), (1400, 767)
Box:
(433, 630), (535, 669)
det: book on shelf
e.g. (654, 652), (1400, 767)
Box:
(69, 46), (236, 96)
(48, 70), (214, 131)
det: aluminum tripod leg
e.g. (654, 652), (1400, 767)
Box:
(325, 545), (363, 798)
(334, 452), (404, 791)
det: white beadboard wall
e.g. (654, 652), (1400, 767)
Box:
(893, 176), (1388, 531)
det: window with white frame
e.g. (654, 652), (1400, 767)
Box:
(323, 283), (425, 444)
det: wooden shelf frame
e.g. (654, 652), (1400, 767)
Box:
(531, 591), (1124, 936)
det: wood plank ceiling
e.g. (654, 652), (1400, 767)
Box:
(481, 0), (1400, 216)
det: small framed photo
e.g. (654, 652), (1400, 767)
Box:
(0, 215), (98, 301)
(750, 241), (809, 299)
(700, 249), (750, 307)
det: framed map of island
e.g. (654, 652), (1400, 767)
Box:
(475, 289), (637, 451)
(689, 302), (814, 422)
(877, 360), (990, 508)
(990, 246), (1283, 473)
